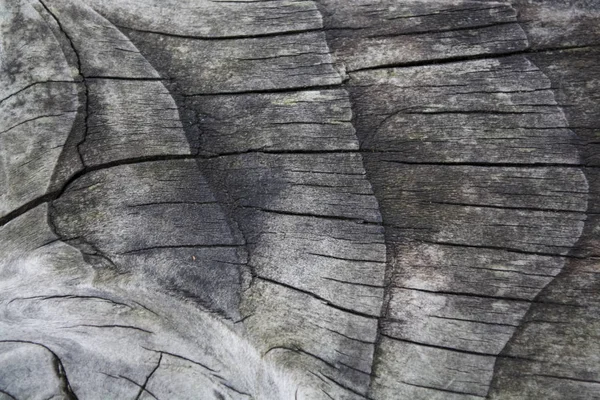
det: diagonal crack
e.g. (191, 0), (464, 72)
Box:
(135, 353), (162, 400)
(0, 340), (78, 399)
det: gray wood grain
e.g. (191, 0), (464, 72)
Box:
(1, 0), (599, 398)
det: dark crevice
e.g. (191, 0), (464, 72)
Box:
(403, 109), (557, 116)
(319, 372), (371, 399)
(7, 294), (131, 309)
(220, 382), (253, 398)
(428, 315), (520, 328)
(117, 24), (324, 41)
(126, 200), (219, 208)
(0, 80), (73, 105)
(375, 158), (582, 168)
(102, 373), (158, 400)
(309, 322), (376, 345)
(62, 324), (153, 334)
(61, 234), (119, 270)
(349, 44), (600, 73)
(56, 154), (193, 190)
(0, 389), (17, 400)
(428, 200), (585, 214)
(3, 106), (75, 133)
(202, 148), (360, 157)
(412, 238), (580, 259)
(392, 285), (584, 307)
(320, 388), (335, 400)
(307, 252), (384, 264)
(379, 333), (540, 360)
(135, 353), (162, 400)
(0, 340), (78, 400)
(462, 266), (556, 278)
(362, 20), (521, 39)
(0, 191), (60, 227)
(255, 276), (379, 319)
(321, 276), (385, 289)
(338, 360), (371, 376)
(264, 346), (338, 371)
(142, 347), (219, 373)
(241, 205), (379, 225)
(181, 83), (344, 97)
(524, 374), (600, 385)
(85, 76), (168, 81)
(119, 244), (242, 255)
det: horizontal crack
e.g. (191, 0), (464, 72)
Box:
(428, 200), (586, 214)
(181, 83), (344, 97)
(391, 285), (584, 307)
(0, 80), (77, 105)
(321, 276), (385, 289)
(242, 205), (379, 225)
(119, 244), (242, 255)
(61, 324), (153, 334)
(373, 159), (582, 168)
(349, 44), (600, 73)
(409, 238), (579, 259)
(119, 24), (324, 41)
(7, 294), (131, 308)
(307, 252), (384, 264)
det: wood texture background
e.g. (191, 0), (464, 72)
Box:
(1, 0), (599, 399)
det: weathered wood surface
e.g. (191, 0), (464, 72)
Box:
(1, 0), (599, 399)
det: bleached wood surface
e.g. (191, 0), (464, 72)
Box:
(1, 0), (599, 399)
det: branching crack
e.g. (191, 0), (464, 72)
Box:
(135, 353), (162, 400)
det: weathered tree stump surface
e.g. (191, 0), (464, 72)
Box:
(1, 1), (599, 399)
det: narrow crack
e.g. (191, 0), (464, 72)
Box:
(7, 294), (131, 309)
(0, 340), (78, 399)
(363, 20), (521, 40)
(0, 389), (17, 400)
(264, 346), (338, 371)
(181, 83), (344, 97)
(427, 315), (520, 328)
(411, 238), (579, 259)
(0, 154), (195, 227)
(119, 244), (242, 255)
(321, 276), (385, 289)
(372, 159), (583, 168)
(0, 80), (76, 106)
(427, 200), (586, 214)
(119, 25), (324, 42)
(135, 353), (162, 400)
(142, 347), (219, 373)
(349, 44), (600, 73)
(62, 324), (153, 334)
(380, 333), (501, 358)
(319, 371), (371, 399)
(38, 0), (89, 169)
(391, 285), (584, 307)
(255, 276), (379, 319)
(101, 373), (159, 400)
(241, 205), (379, 225)
(307, 252), (384, 264)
